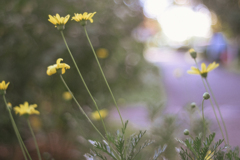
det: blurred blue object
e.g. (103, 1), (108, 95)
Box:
(207, 32), (227, 62)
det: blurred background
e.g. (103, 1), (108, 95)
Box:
(1, 0), (240, 159)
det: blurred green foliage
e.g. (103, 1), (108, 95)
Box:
(195, 0), (240, 37)
(0, 0), (164, 159)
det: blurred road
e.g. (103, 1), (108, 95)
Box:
(110, 48), (240, 147)
(145, 48), (240, 147)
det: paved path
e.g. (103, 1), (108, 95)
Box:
(110, 48), (240, 147)
(145, 48), (240, 147)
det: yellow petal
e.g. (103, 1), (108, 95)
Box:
(207, 62), (219, 72)
(201, 63), (207, 73)
(47, 65), (57, 76)
(56, 58), (63, 64)
(64, 15), (70, 24)
(48, 15), (58, 25)
(187, 70), (201, 75)
(5, 82), (10, 90)
(62, 68), (66, 74)
(56, 14), (60, 21)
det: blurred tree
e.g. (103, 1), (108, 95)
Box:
(194, 0), (240, 36)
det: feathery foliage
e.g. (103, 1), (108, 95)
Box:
(86, 120), (166, 160)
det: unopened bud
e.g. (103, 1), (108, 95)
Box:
(7, 102), (12, 109)
(189, 49), (197, 59)
(203, 92), (210, 100)
(184, 129), (189, 135)
(191, 102), (196, 109)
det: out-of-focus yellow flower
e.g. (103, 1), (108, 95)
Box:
(14, 102), (40, 116)
(48, 14), (70, 29)
(205, 150), (214, 160)
(72, 12), (96, 25)
(187, 62), (219, 78)
(96, 48), (109, 59)
(0, 81), (10, 90)
(46, 58), (70, 76)
(91, 109), (108, 120)
(62, 91), (72, 100)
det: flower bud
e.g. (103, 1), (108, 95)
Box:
(7, 102), (12, 109)
(191, 102), (196, 109)
(184, 129), (189, 135)
(189, 49), (197, 59)
(203, 92), (210, 100)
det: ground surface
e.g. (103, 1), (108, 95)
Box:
(110, 48), (240, 147)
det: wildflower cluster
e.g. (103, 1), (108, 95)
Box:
(48, 12), (96, 30)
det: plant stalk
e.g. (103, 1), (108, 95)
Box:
(194, 60), (226, 145)
(27, 119), (42, 160)
(83, 26), (124, 127)
(205, 79), (229, 145)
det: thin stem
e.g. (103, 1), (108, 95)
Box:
(201, 99), (206, 140)
(60, 31), (108, 137)
(59, 74), (106, 140)
(60, 75), (121, 160)
(60, 32), (120, 160)
(27, 119), (42, 160)
(84, 26), (124, 127)
(194, 60), (226, 145)
(205, 79), (229, 145)
(195, 106), (213, 139)
(3, 95), (28, 160)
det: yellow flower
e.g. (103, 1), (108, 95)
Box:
(96, 48), (109, 59)
(62, 91), (72, 100)
(0, 81), (10, 90)
(91, 109), (108, 120)
(187, 62), (219, 78)
(48, 14), (70, 30)
(71, 12), (96, 25)
(205, 150), (214, 160)
(46, 58), (70, 76)
(14, 102), (40, 116)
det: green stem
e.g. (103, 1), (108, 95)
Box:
(60, 32), (120, 160)
(27, 119), (42, 160)
(205, 79), (229, 146)
(59, 74), (106, 140)
(3, 95), (28, 160)
(201, 99), (206, 140)
(83, 26), (124, 127)
(194, 60), (226, 145)
(60, 31), (108, 137)
(195, 106), (213, 138)
(60, 75), (120, 160)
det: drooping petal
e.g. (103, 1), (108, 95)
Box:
(47, 65), (57, 76)
(56, 58), (63, 68)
